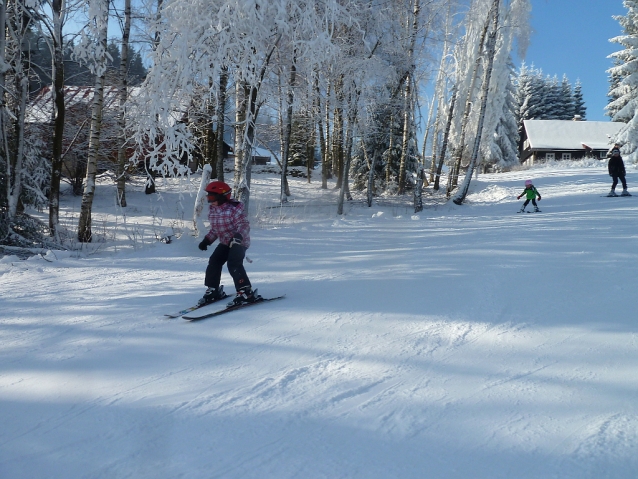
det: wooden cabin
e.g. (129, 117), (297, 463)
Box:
(520, 118), (624, 165)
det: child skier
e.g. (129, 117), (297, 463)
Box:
(197, 181), (260, 307)
(517, 180), (541, 213)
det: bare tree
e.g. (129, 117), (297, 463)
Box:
(116, 0), (131, 207)
(397, 0), (420, 195)
(77, 0), (110, 242)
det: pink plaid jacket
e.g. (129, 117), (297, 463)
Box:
(204, 201), (251, 249)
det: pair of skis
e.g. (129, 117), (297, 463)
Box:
(165, 294), (285, 321)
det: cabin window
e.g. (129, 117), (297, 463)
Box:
(600, 151), (607, 158)
(562, 153), (571, 161)
(545, 153), (555, 161)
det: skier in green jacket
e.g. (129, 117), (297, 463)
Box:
(517, 180), (541, 213)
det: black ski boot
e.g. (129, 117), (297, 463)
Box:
(198, 285), (227, 306)
(229, 286), (261, 306)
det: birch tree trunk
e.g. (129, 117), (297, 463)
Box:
(366, 148), (379, 207)
(77, 0), (109, 242)
(7, 60), (29, 220)
(324, 79), (332, 180)
(232, 37), (280, 211)
(49, 0), (66, 239)
(216, 67), (228, 182)
(337, 88), (357, 215)
(234, 78), (246, 198)
(274, 60), (291, 197)
(116, 0), (131, 207)
(280, 55), (296, 203)
(333, 76), (344, 189)
(315, 75), (328, 189)
(385, 114), (394, 187)
(398, 0), (420, 195)
(427, 49), (452, 185)
(397, 76), (412, 195)
(433, 84), (457, 190)
(306, 116), (314, 184)
(1, 0), (9, 217)
(448, 9), (493, 194)
(193, 164), (212, 235)
(3, 0), (30, 221)
(453, 0), (500, 206)
(422, 5), (451, 175)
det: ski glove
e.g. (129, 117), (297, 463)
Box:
(199, 238), (212, 251)
(537, 195), (541, 201)
(229, 233), (243, 248)
(517, 195), (522, 200)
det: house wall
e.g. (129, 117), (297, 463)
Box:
(522, 149), (607, 166)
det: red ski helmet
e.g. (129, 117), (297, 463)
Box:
(205, 181), (231, 198)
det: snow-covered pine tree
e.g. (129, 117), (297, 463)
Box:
(559, 74), (575, 120)
(607, 1), (638, 122)
(543, 75), (562, 120)
(607, 58), (627, 120)
(608, 0), (638, 160)
(527, 69), (548, 120)
(572, 80), (586, 120)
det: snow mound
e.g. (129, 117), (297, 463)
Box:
(466, 184), (512, 204)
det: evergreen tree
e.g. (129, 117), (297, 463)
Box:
(543, 75), (562, 120)
(572, 80), (586, 120)
(607, 0), (638, 123)
(515, 62), (534, 139)
(608, 0), (638, 161)
(527, 69), (547, 119)
(559, 74), (575, 120)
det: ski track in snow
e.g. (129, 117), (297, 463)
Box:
(1, 164), (638, 478)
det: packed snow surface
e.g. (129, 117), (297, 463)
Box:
(1, 163), (638, 478)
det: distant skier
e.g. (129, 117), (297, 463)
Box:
(606, 145), (631, 197)
(197, 181), (260, 306)
(517, 180), (541, 213)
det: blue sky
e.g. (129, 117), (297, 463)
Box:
(520, 0), (627, 121)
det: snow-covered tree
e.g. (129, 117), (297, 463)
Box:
(572, 80), (586, 120)
(543, 75), (562, 120)
(558, 74), (575, 120)
(128, 0), (353, 211)
(607, 1), (638, 123)
(1, 0), (53, 248)
(492, 58), (520, 165)
(76, 0), (110, 242)
(608, 1), (638, 161)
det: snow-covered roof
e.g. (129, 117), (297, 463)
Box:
(252, 147), (271, 158)
(523, 120), (624, 150)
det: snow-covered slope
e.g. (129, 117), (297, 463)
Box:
(1, 164), (637, 478)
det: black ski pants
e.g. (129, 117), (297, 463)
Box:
(522, 198), (538, 208)
(612, 174), (627, 190)
(205, 243), (251, 292)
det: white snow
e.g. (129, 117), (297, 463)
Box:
(1, 163), (638, 479)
